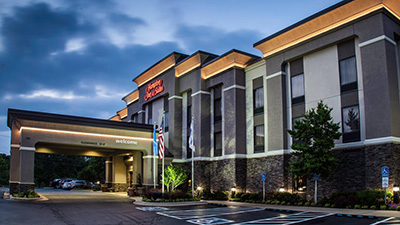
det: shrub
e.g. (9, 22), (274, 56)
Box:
(354, 205), (361, 209)
(370, 205), (377, 210)
(380, 205), (387, 210)
(266, 200), (271, 204)
(310, 203), (316, 206)
(397, 206), (400, 211)
(304, 202), (310, 206)
(92, 186), (101, 191)
(330, 204), (336, 208)
(356, 190), (391, 206)
(280, 201), (286, 205)
(330, 192), (358, 208)
(361, 205), (369, 209)
(213, 190), (229, 200)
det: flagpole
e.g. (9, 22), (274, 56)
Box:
(153, 123), (156, 189)
(191, 117), (194, 199)
(162, 113), (165, 195)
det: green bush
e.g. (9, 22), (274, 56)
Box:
(92, 186), (101, 191)
(304, 202), (310, 206)
(354, 205), (361, 209)
(324, 203), (331, 207)
(356, 190), (392, 206)
(380, 205), (387, 210)
(397, 206), (400, 211)
(370, 205), (377, 210)
(330, 192), (358, 208)
(310, 202), (316, 206)
(361, 205), (369, 209)
(266, 200), (271, 204)
(330, 204), (336, 208)
(280, 201), (286, 205)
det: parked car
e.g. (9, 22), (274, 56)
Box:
(49, 178), (61, 188)
(62, 180), (87, 190)
(59, 178), (74, 189)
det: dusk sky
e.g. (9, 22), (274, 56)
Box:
(0, 0), (342, 154)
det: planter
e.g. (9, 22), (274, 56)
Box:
(137, 187), (144, 195)
(101, 186), (108, 192)
(128, 188), (135, 197)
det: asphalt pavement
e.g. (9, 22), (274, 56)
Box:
(0, 188), (398, 225)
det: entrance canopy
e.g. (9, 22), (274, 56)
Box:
(7, 109), (154, 194)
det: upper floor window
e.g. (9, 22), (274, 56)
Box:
(214, 98), (222, 123)
(254, 87), (264, 115)
(164, 112), (169, 132)
(340, 56), (357, 93)
(254, 125), (264, 153)
(342, 105), (360, 143)
(291, 74), (305, 105)
(131, 113), (138, 123)
(214, 132), (222, 157)
(187, 105), (192, 128)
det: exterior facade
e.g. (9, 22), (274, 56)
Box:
(110, 0), (400, 200)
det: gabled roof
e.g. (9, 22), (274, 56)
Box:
(254, 0), (400, 57)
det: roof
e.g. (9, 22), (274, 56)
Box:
(254, 0), (400, 57)
(132, 52), (188, 87)
(7, 108), (152, 131)
(175, 50), (219, 77)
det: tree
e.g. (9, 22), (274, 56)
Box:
(162, 164), (187, 192)
(288, 101), (342, 203)
(0, 154), (10, 186)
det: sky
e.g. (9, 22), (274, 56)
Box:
(0, 0), (342, 154)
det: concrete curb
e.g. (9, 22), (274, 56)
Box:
(7, 193), (49, 202)
(134, 200), (208, 207)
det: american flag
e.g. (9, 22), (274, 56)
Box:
(158, 117), (164, 159)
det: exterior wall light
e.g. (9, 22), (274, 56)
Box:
(231, 187), (237, 192)
(279, 187), (285, 192)
(197, 186), (202, 191)
(393, 185), (399, 192)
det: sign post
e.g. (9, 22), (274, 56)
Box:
(313, 173), (319, 204)
(262, 173), (266, 201)
(382, 166), (389, 205)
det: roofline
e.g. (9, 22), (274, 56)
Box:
(121, 89), (137, 101)
(132, 51), (188, 82)
(7, 108), (152, 131)
(253, 0), (354, 47)
(202, 49), (261, 68)
(175, 50), (219, 67)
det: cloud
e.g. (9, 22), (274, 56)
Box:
(19, 89), (85, 100)
(65, 38), (86, 53)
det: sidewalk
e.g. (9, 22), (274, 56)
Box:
(206, 200), (400, 218)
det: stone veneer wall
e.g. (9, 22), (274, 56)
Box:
(112, 183), (128, 192)
(246, 155), (288, 193)
(305, 143), (399, 201)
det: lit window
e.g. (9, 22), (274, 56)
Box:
(291, 74), (305, 105)
(254, 87), (264, 115)
(254, 125), (264, 153)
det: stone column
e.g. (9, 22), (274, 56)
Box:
(18, 146), (35, 193)
(105, 157), (112, 187)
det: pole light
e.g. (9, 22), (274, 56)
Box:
(393, 185), (399, 192)
(197, 186), (202, 191)
(231, 187), (237, 192)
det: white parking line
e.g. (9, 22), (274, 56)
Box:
(369, 217), (396, 225)
(234, 212), (334, 225)
(157, 207), (264, 220)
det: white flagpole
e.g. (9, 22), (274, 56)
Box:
(153, 123), (156, 189)
(162, 113), (165, 195)
(191, 117), (194, 199)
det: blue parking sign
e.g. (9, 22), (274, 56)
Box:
(262, 173), (266, 181)
(382, 166), (389, 178)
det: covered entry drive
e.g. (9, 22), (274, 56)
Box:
(7, 109), (159, 194)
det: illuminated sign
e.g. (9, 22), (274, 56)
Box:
(144, 79), (164, 101)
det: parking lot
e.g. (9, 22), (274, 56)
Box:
(0, 189), (398, 225)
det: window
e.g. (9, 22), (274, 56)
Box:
(187, 105), (192, 128)
(148, 118), (152, 125)
(187, 136), (192, 159)
(214, 132), (222, 157)
(253, 87), (264, 115)
(291, 74), (305, 105)
(214, 98), (222, 123)
(292, 117), (304, 145)
(340, 57), (357, 92)
(342, 105), (360, 142)
(164, 112), (169, 132)
(254, 125), (264, 153)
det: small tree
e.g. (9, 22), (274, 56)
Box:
(162, 164), (187, 192)
(288, 101), (342, 203)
